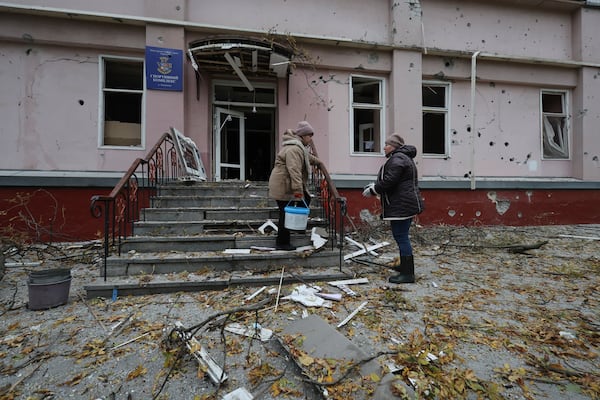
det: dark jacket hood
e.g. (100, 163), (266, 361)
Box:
(387, 144), (417, 159)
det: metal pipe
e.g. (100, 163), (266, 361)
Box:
(470, 50), (481, 190)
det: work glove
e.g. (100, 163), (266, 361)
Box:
(362, 183), (377, 197)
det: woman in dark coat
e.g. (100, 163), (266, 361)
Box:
(363, 133), (424, 283)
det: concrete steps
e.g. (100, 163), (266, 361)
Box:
(103, 247), (341, 277)
(102, 180), (340, 278)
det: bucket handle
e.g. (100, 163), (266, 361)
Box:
(286, 198), (309, 208)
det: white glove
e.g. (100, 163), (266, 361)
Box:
(362, 183), (377, 197)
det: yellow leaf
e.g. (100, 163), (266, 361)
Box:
(126, 364), (147, 381)
(189, 342), (202, 353)
(370, 372), (381, 382)
(62, 372), (87, 386)
(298, 354), (314, 366)
(53, 316), (76, 327)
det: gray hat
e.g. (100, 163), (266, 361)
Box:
(295, 121), (314, 137)
(385, 133), (405, 148)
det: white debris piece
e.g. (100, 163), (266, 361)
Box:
(222, 387), (254, 400)
(295, 245), (314, 252)
(223, 249), (251, 254)
(559, 331), (577, 340)
(311, 227), (328, 249)
(245, 286), (266, 302)
(337, 301), (368, 328)
(345, 236), (378, 256)
(336, 284), (357, 297)
(558, 234), (600, 241)
(258, 219), (278, 234)
(174, 321), (227, 384)
(282, 284), (332, 308)
(386, 362), (404, 374)
(316, 292), (342, 301)
(328, 278), (369, 286)
(250, 246), (276, 251)
(225, 323), (273, 342)
(328, 278), (369, 295)
(343, 241), (390, 260)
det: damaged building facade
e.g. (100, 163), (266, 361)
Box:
(0, 0), (599, 240)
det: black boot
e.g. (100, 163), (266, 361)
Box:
(388, 255), (415, 284)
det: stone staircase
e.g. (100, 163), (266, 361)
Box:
(101, 181), (343, 278)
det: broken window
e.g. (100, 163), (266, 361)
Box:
(100, 57), (144, 147)
(351, 76), (384, 154)
(541, 90), (569, 159)
(422, 82), (449, 156)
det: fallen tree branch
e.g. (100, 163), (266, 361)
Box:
(442, 240), (549, 254)
(299, 349), (400, 387)
(525, 354), (589, 379)
(0, 360), (43, 396)
(153, 296), (275, 400)
(78, 293), (107, 332)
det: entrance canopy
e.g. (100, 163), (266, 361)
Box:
(187, 36), (294, 91)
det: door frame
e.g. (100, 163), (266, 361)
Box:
(214, 107), (245, 181)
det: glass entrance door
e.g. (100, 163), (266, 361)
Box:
(215, 107), (244, 181)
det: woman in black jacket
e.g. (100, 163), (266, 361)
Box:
(363, 133), (424, 283)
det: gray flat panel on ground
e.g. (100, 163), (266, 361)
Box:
(282, 314), (380, 377)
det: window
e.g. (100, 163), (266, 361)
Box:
(351, 76), (384, 153)
(422, 82), (449, 156)
(100, 57), (144, 147)
(541, 90), (569, 159)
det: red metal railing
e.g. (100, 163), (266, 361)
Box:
(90, 132), (181, 280)
(90, 131), (346, 279)
(307, 142), (347, 262)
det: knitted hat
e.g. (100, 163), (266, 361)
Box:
(385, 133), (405, 148)
(295, 121), (314, 137)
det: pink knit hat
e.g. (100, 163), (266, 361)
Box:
(295, 121), (314, 137)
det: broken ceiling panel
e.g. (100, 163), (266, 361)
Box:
(188, 36), (294, 85)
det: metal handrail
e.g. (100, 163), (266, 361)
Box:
(90, 132), (347, 280)
(308, 142), (347, 267)
(90, 132), (182, 280)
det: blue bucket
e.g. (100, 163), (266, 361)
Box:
(284, 202), (310, 230)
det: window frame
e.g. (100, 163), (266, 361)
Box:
(349, 74), (386, 156)
(540, 89), (570, 160)
(422, 81), (451, 158)
(98, 55), (146, 149)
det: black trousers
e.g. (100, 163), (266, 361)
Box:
(275, 193), (311, 245)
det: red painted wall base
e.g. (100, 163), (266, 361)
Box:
(0, 187), (110, 242)
(1, 187), (598, 243)
(341, 188), (600, 226)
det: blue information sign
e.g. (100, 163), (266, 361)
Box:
(145, 46), (183, 91)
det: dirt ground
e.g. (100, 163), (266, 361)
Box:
(0, 224), (598, 400)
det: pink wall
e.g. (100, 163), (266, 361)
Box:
(0, 1), (598, 183)
(421, 0), (573, 60)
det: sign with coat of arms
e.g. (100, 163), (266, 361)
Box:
(145, 46), (183, 91)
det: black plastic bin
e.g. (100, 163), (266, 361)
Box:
(27, 268), (72, 310)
